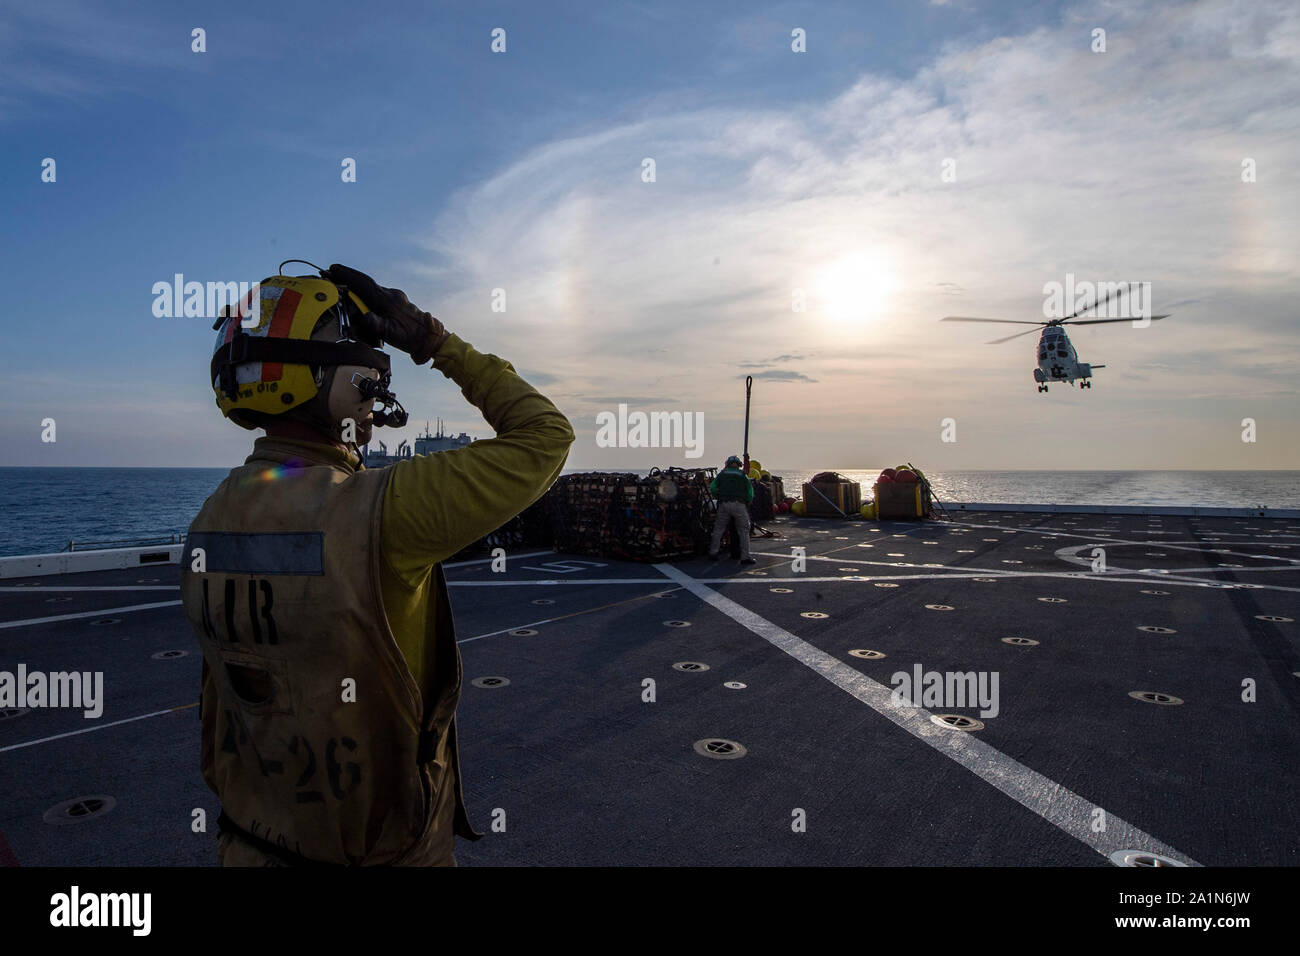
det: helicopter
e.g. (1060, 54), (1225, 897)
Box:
(941, 283), (1169, 392)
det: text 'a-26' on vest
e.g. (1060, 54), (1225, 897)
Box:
(179, 458), (434, 865)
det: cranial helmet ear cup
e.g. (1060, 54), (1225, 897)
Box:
(306, 315), (376, 431)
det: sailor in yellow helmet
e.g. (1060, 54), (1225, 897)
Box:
(181, 262), (575, 866)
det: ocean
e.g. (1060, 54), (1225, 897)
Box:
(1, 466), (1297, 558)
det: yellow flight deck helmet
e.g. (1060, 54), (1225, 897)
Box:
(209, 261), (406, 431)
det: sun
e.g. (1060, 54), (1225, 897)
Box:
(817, 252), (900, 321)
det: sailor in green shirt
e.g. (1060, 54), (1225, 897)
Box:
(708, 455), (756, 564)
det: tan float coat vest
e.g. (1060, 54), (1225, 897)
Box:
(180, 459), (442, 865)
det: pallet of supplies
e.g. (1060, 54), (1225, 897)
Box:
(802, 472), (863, 517)
(873, 466), (931, 519)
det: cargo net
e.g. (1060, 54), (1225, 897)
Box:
(448, 495), (553, 562)
(546, 467), (718, 562)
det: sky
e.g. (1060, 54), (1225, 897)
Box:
(1, 0), (1297, 471)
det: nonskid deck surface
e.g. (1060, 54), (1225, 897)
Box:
(1, 512), (1297, 866)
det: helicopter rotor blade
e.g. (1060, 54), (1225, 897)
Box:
(1062, 282), (1136, 321)
(986, 326), (1044, 345)
(1065, 314), (1170, 327)
(940, 316), (1047, 325)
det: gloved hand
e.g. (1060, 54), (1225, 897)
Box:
(323, 264), (450, 365)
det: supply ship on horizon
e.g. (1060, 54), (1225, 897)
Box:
(360, 418), (475, 466)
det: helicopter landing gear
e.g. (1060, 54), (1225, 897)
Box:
(1037, 384), (1048, 393)
(1080, 380), (1091, 389)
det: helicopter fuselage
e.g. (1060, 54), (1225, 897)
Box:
(1034, 326), (1097, 391)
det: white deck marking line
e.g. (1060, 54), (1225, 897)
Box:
(0, 586), (178, 592)
(458, 617), (556, 644)
(946, 520), (1295, 564)
(444, 550), (553, 569)
(0, 702), (199, 755)
(654, 562), (1201, 867)
(0, 551), (550, 593)
(458, 588), (685, 644)
(446, 572), (1299, 593)
(753, 541), (1300, 588)
(450, 578), (676, 586)
(0, 601), (183, 629)
(1053, 543), (1299, 577)
(750, 551), (1022, 573)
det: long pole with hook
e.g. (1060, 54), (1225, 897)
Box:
(740, 375), (774, 539)
(743, 375), (753, 474)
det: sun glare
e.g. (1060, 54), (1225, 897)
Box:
(817, 252), (900, 321)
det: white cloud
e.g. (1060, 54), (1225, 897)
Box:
(366, 0), (1297, 468)
(0, 1), (266, 121)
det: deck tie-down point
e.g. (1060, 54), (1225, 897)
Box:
(43, 795), (116, 825)
(693, 738), (747, 760)
(1128, 691), (1183, 705)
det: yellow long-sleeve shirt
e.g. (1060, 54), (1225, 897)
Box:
(377, 332), (575, 703)
(252, 333), (573, 708)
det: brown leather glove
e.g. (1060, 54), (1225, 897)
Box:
(323, 264), (450, 365)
